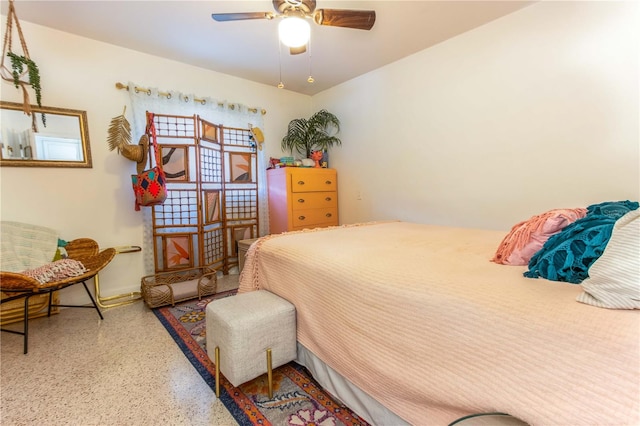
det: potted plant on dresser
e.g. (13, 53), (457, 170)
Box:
(281, 109), (341, 167)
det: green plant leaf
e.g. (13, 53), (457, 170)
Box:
(281, 110), (341, 158)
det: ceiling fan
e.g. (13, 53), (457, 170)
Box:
(212, 0), (376, 55)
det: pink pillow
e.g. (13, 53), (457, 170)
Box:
(492, 208), (587, 265)
(20, 258), (88, 284)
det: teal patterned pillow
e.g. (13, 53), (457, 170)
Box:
(524, 200), (639, 283)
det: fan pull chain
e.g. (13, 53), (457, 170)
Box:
(307, 38), (314, 83)
(277, 40), (284, 89)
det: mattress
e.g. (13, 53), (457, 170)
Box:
(239, 221), (640, 425)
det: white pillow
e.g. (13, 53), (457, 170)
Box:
(577, 209), (640, 309)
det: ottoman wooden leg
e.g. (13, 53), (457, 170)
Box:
(215, 346), (220, 398)
(266, 348), (273, 399)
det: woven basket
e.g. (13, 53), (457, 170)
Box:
(140, 266), (217, 308)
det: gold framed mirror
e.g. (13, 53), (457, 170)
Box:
(0, 101), (92, 168)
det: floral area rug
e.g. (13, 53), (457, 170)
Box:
(153, 290), (369, 426)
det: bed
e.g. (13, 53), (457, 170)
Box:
(238, 220), (639, 426)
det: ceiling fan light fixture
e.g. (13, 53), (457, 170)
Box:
(278, 17), (310, 47)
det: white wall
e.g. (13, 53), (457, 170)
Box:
(0, 20), (310, 303)
(313, 1), (639, 230)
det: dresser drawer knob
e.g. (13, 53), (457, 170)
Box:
(325, 180), (332, 185)
(298, 215), (306, 221)
(298, 199), (305, 203)
(298, 181), (305, 185)
(326, 213), (332, 218)
(325, 197), (332, 202)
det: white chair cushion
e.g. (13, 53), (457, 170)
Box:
(1, 221), (58, 272)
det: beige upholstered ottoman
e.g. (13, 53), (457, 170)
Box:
(206, 290), (296, 398)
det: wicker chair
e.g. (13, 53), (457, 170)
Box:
(0, 238), (116, 354)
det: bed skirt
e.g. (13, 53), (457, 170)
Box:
(296, 342), (409, 426)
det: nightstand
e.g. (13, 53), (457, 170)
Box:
(238, 238), (260, 272)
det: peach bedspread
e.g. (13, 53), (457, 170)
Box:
(239, 222), (639, 425)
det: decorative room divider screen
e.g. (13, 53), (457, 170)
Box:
(148, 112), (259, 274)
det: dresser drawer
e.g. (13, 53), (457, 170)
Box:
(267, 168), (339, 234)
(292, 191), (337, 209)
(290, 171), (337, 192)
(292, 207), (338, 228)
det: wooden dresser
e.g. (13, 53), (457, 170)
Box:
(267, 168), (338, 234)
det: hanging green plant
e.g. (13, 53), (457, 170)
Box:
(7, 51), (45, 126)
(7, 52), (41, 106)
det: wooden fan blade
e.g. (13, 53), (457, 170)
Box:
(211, 12), (274, 22)
(290, 45), (307, 55)
(313, 9), (375, 30)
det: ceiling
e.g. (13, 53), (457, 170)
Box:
(2, 1), (534, 96)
